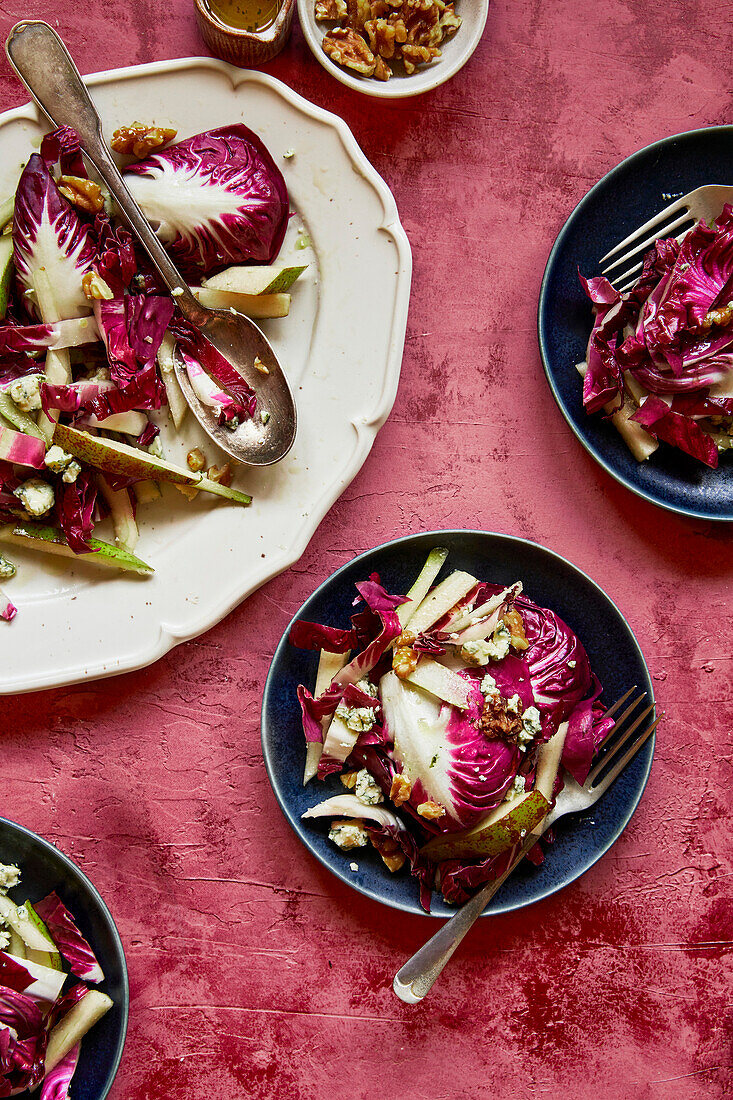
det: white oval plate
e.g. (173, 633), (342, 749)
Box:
(0, 57), (411, 693)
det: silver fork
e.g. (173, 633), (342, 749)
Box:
(393, 688), (661, 1004)
(600, 184), (733, 291)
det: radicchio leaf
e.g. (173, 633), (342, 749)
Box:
(123, 124), (289, 275)
(580, 213), (733, 462)
(289, 620), (355, 653)
(33, 893), (104, 983)
(296, 681), (380, 745)
(94, 213), (137, 297)
(562, 675), (615, 784)
(54, 471), (98, 554)
(631, 395), (719, 467)
(13, 155), (96, 322)
(40, 1044), (80, 1100)
(40, 127), (85, 178)
(0, 591), (17, 622)
(0, 988), (46, 1094)
(171, 319), (256, 419)
(0, 951), (34, 992)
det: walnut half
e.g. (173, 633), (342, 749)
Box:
(390, 773), (412, 807)
(57, 175), (105, 215)
(503, 609), (529, 651)
(81, 271), (113, 301)
(369, 832), (406, 872)
(111, 123), (177, 158)
(417, 800), (446, 820)
(315, 0), (348, 17)
(322, 27), (377, 74)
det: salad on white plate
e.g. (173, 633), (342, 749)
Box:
(290, 547), (617, 910)
(0, 861), (113, 1097)
(0, 119), (308, 620)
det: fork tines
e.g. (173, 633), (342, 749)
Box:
(599, 196), (697, 291)
(587, 692), (661, 794)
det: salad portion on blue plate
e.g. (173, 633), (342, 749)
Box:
(288, 545), (622, 911)
(538, 124), (733, 519)
(0, 859), (114, 1097)
(579, 205), (733, 470)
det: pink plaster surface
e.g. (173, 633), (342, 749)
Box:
(1, 1), (732, 1097)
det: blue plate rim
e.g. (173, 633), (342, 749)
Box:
(0, 815), (129, 1098)
(538, 123), (733, 523)
(261, 529), (656, 918)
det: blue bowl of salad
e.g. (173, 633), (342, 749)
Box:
(0, 817), (128, 1099)
(262, 530), (655, 917)
(538, 125), (733, 521)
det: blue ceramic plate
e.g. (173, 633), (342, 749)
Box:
(0, 818), (128, 1098)
(261, 531), (655, 917)
(538, 125), (733, 521)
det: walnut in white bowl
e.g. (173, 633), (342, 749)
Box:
(299, 0), (489, 98)
(316, 0), (461, 81)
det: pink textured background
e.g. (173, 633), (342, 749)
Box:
(2, 1), (732, 1097)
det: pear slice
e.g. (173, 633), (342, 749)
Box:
(97, 474), (139, 553)
(0, 894), (61, 953)
(397, 546), (449, 631)
(0, 234), (13, 320)
(0, 952), (66, 1003)
(404, 657), (476, 710)
(45, 990), (114, 1075)
(0, 522), (154, 574)
(52, 423), (251, 506)
(419, 789), (550, 862)
(577, 361), (658, 461)
(0, 392), (46, 440)
(23, 900), (63, 972)
(132, 479), (162, 505)
(303, 648), (350, 786)
(157, 332), (188, 431)
(406, 570), (477, 637)
(191, 286), (290, 318)
(203, 264), (307, 295)
(7, 927), (25, 959)
(0, 196), (14, 232)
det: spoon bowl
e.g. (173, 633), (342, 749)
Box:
(173, 304), (296, 465)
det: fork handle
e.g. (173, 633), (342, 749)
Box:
(393, 831), (540, 1004)
(5, 21), (205, 324)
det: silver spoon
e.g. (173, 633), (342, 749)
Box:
(5, 20), (297, 467)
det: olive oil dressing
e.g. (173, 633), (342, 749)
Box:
(205, 0), (282, 32)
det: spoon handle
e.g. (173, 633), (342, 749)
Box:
(392, 831), (540, 1003)
(5, 21), (205, 322)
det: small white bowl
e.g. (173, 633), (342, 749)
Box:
(297, 0), (489, 98)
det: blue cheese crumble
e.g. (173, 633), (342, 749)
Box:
(480, 672), (500, 698)
(328, 820), (368, 850)
(14, 478), (55, 517)
(485, 620), (512, 661)
(354, 768), (383, 806)
(518, 705), (542, 750)
(335, 702), (375, 733)
(335, 679), (378, 732)
(506, 775), (526, 802)
(0, 862), (20, 893)
(8, 374), (43, 412)
(44, 446), (82, 483)
(460, 639), (492, 666)
(0, 554), (15, 580)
